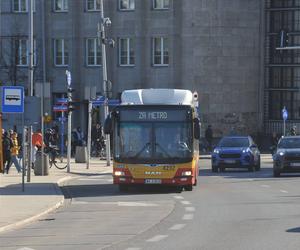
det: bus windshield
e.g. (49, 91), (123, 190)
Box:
(114, 122), (193, 163)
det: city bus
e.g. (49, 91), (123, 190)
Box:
(105, 89), (200, 192)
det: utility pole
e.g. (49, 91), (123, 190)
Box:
(99, 0), (115, 166)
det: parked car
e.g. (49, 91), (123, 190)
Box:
(211, 136), (261, 172)
(273, 136), (300, 177)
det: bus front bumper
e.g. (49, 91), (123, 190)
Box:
(113, 176), (194, 186)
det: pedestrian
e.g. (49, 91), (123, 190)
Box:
(7, 132), (21, 173)
(205, 125), (213, 152)
(2, 130), (12, 174)
(270, 132), (279, 155)
(91, 123), (104, 156)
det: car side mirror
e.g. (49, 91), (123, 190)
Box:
(193, 118), (200, 140)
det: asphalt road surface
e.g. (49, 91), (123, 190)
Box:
(1, 155), (300, 250)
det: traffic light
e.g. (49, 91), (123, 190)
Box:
(67, 87), (75, 112)
(278, 30), (289, 48)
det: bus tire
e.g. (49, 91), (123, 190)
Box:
(119, 184), (129, 192)
(175, 186), (183, 193)
(185, 185), (193, 191)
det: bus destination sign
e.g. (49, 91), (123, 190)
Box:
(120, 109), (188, 122)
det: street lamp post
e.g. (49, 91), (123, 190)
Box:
(98, 0), (114, 167)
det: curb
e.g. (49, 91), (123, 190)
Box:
(0, 175), (75, 234)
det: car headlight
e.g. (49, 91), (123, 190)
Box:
(279, 151), (285, 156)
(114, 171), (125, 176)
(213, 149), (220, 154)
(242, 148), (251, 153)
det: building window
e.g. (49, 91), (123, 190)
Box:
(15, 39), (36, 66)
(54, 0), (68, 12)
(119, 0), (135, 11)
(119, 38), (135, 66)
(152, 37), (169, 66)
(153, 0), (170, 10)
(54, 39), (68, 66)
(87, 0), (100, 11)
(13, 0), (35, 12)
(86, 38), (101, 66)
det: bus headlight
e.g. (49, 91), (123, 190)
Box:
(182, 171), (192, 176)
(114, 171), (125, 176)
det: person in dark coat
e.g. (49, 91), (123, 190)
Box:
(205, 125), (213, 152)
(2, 131), (13, 174)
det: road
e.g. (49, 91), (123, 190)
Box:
(1, 155), (300, 250)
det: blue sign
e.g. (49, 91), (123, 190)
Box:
(2, 86), (24, 113)
(56, 98), (68, 104)
(53, 105), (68, 112)
(282, 107), (288, 121)
(92, 97), (120, 107)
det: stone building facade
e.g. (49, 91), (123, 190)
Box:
(0, 0), (265, 136)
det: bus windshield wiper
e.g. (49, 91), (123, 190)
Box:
(155, 143), (171, 157)
(133, 142), (151, 158)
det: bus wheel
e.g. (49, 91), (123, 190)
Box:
(185, 185), (193, 191)
(119, 184), (129, 192)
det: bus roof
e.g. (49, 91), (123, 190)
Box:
(121, 89), (194, 106)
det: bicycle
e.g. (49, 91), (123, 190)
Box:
(45, 145), (67, 170)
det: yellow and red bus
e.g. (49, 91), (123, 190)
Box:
(105, 89), (200, 192)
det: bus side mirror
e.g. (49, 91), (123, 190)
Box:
(194, 118), (200, 140)
(104, 115), (112, 135)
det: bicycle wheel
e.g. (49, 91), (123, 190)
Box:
(53, 160), (68, 170)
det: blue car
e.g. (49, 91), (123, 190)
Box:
(211, 136), (261, 172)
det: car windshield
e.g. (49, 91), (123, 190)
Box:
(114, 122), (192, 163)
(278, 138), (300, 149)
(218, 137), (249, 148)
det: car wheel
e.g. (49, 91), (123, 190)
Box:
(248, 165), (255, 172)
(273, 169), (280, 177)
(255, 158), (261, 171)
(212, 165), (218, 173)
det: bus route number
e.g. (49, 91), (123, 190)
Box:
(163, 166), (175, 171)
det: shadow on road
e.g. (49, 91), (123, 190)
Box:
(0, 183), (59, 196)
(61, 183), (182, 199)
(199, 168), (300, 180)
(287, 227), (300, 233)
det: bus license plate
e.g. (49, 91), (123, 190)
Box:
(145, 179), (162, 184)
(224, 160), (236, 164)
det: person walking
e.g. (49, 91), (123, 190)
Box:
(290, 126), (297, 136)
(205, 125), (213, 152)
(2, 131), (13, 174)
(7, 132), (21, 173)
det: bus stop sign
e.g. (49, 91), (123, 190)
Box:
(2, 86), (24, 113)
(282, 107), (288, 121)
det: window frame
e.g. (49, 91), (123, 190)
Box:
(53, 0), (68, 12)
(152, 0), (170, 10)
(119, 37), (135, 67)
(152, 37), (169, 67)
(86, 38), (102, 67)
(54, 39), (68, 67)
(119, 0), (135, 11)
(15, 38), (37, 66)
(12, 0), (36, 13)
(86, 0), (100, 12)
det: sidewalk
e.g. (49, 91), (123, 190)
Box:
(0, 158), (112, 234)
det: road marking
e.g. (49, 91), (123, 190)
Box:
(247, 178), (254, 181)
(173, 195), (184, 199)
(71, 200), (158, 207)
(181, 200), (191, 205)
(261, 185), (270, 188)
(280, 190), (288, 193)
(17, 248), (36, 250)
(146, 235), (168, 242)
(185, 206), (195, 212)
(182, 214), (194, 220)
(169, 224), (186, 230)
